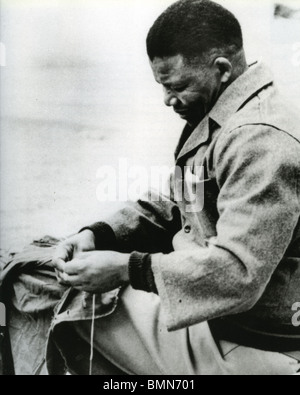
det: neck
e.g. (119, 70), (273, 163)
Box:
(224, 50), (248, 90)
(213, 50), (247, 110)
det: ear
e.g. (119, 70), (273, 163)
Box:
(214, 57), (232, 84)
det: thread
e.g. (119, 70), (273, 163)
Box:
(89, 294), (96, 376)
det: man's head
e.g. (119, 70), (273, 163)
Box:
(147, 0), (247, 125)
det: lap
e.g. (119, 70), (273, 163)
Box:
(73, 287), (299, 375)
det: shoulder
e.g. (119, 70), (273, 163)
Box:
(218, 85), (300, 146)
(213, 123), (300, 187)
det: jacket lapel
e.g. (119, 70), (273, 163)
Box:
(176, 116), (211, 162)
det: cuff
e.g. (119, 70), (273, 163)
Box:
(80, 222), (117, 251)
(128, 252), (158, 294)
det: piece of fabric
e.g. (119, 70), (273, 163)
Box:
(0, 238), (66, 375)
(53, 286), (300, 375)
(0, 238), (120, 375)
(88, 62), (300, 350)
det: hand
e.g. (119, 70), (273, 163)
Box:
(53, 230), (96, 279)
(56, 251), (130, 294)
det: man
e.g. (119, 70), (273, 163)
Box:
(52, 0), (300, 375)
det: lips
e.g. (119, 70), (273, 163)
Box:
(174, 108), (188, 115)
(174, 109), (190, 120)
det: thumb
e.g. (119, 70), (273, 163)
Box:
(63, 258), (82, 275)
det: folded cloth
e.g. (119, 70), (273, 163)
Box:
(0, 237), (66, 375)
(0, 237), (120, 375)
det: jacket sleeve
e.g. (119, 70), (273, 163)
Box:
(84, 177), (182, 254)
(151, 125), (300, 331)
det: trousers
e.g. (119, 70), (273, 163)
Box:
(62, 287), (300, 375)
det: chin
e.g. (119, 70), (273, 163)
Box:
(179, 114), (189, 120)
(180, 114), (196, 125)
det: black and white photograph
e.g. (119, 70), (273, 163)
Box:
(0, 0), (300, 377)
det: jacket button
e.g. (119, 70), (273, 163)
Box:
(184, 225), (191, 234)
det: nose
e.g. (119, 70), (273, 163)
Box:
(164, 88), (178, 107)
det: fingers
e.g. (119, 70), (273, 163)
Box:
(52, 243), (73, 272)
(56, 258), (86, 286)
(55, 269), (70, 286)
(53, 258), (66, 273)
(63, 259), (83, 275)
(56, 269), (78, 285)
(58, 272), (82, 287)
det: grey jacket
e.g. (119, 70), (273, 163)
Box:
(90, 62), (300, 350)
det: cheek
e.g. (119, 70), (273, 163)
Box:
(180, 91), (205, 105)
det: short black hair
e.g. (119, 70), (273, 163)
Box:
(147, 0), (243, 62)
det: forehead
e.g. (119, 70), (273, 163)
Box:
(150, 55), (190, 84)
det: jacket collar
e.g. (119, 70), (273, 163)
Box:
(176, 62), (274, 161)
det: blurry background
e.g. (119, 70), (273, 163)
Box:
(1, 0), (300, 250)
